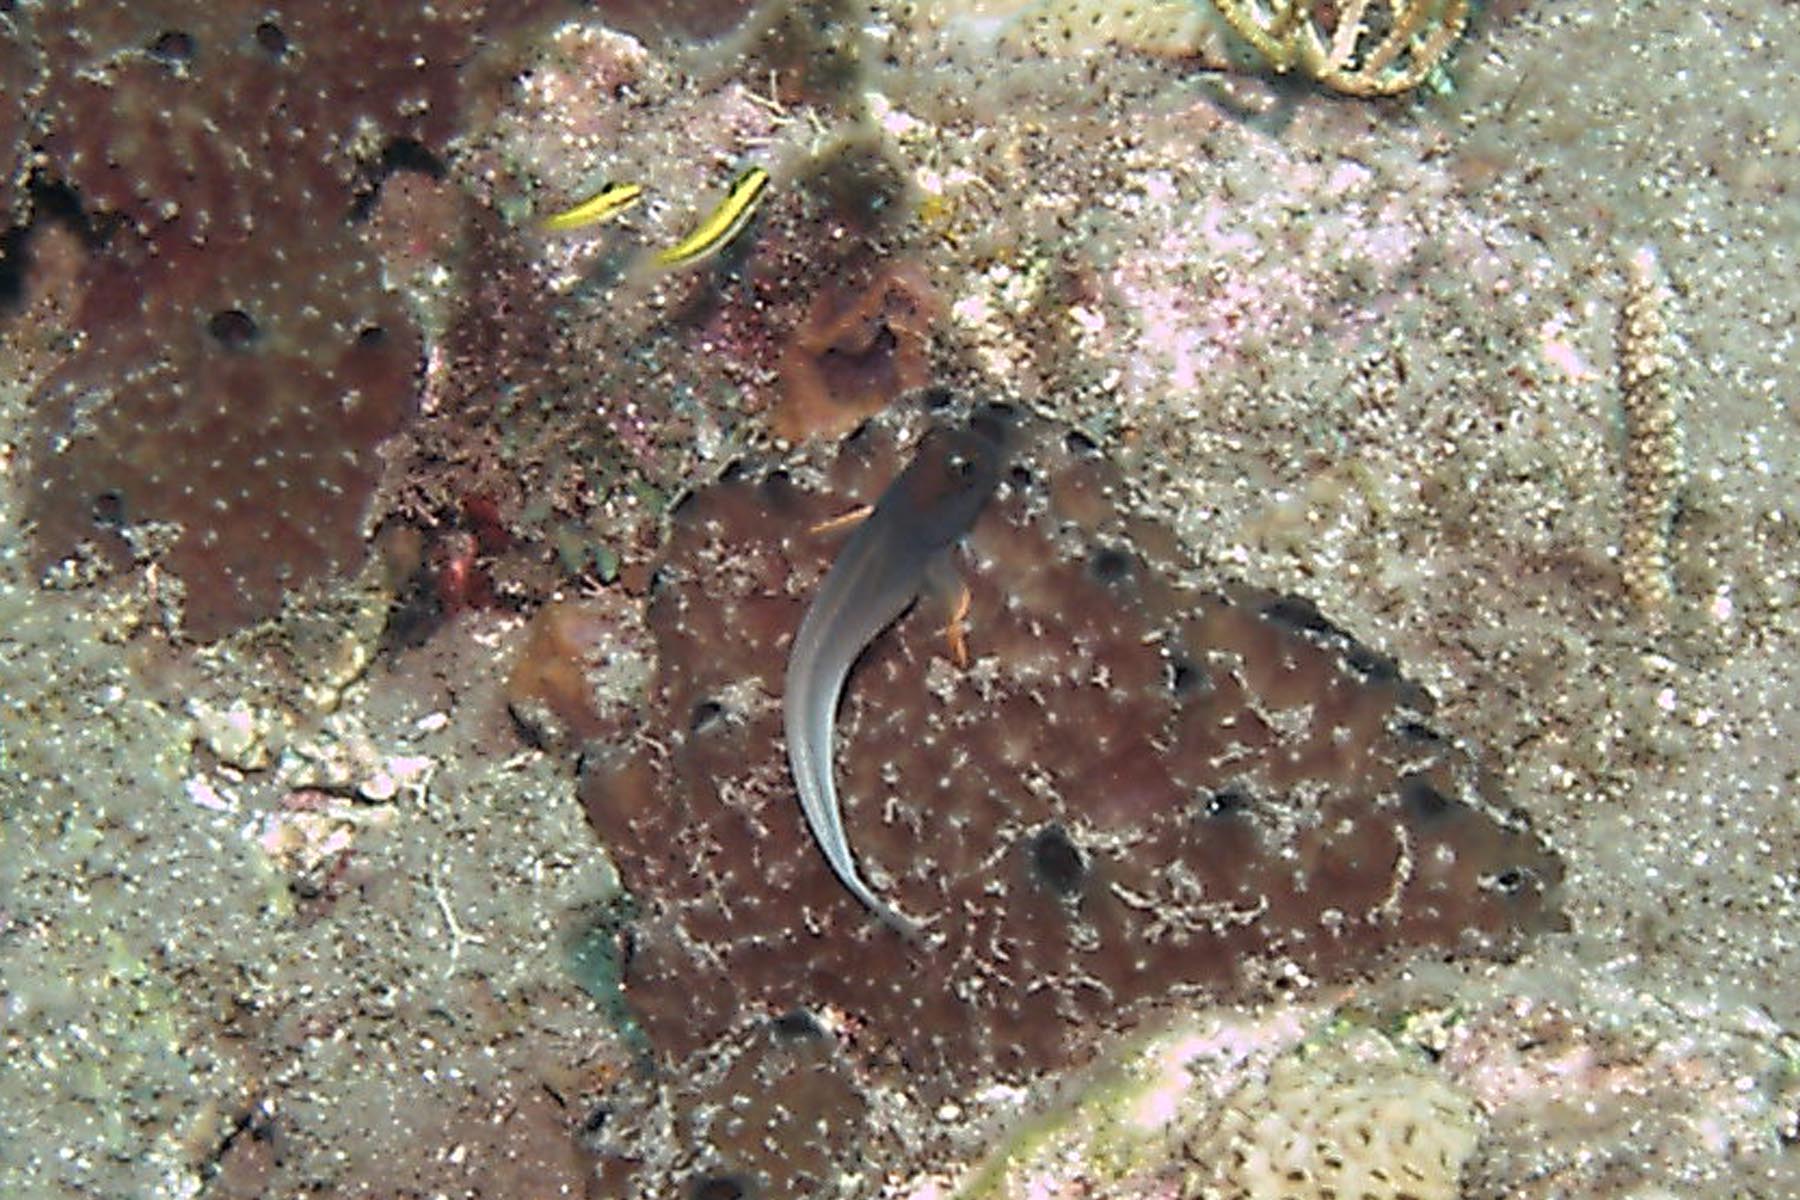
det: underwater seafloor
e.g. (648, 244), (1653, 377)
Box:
(1, 1), (1797, 1197)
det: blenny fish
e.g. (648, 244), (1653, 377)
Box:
(656, 165), (769, 266)
(783, 409), (1008, 934)
(541, 180), (644, 231)
(577, 395), (1563, 1196)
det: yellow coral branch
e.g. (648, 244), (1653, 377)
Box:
(1617, 246), (1684, 628)
(1209, 0), (1469, 96)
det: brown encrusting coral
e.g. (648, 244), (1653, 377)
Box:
(576, 397), (1564, 1195)
(775, 260), (941, 442)
(12, 0), (561, 638)
(27, 216), (420, 638)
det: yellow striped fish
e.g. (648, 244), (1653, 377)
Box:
(656, 166), (770, 267)
(542, 181), (643, 232)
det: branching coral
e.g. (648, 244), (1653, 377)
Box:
(1210, 0), (1469, 96)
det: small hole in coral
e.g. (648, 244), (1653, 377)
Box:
(1028, 825), (1085, 897)
(757, 470), (802, 512)
(1007, 464), (1034, 489)
(691, 1175), (748, 1200)
(350, 137), (448, 219)
(919, 385), (955, 411)
(1063, 428), (1099, 456)
(1087, 546), (1132, 585)
(1344, 643), (1400, 684)
(1202, 788), (1251, 820)
(380, 137), (446, 179)
(1395, 720), (1444, 746)
(149, 30), (195, 63)
(357, 324), (386, 347)
(1166, 656), (1207, 696)
(253, 20), (289, 57)
(770, 1009), (824, 1040)
(689, 700), (724, 735)
(1490, 867), (1530, 895)
(1260, 595), (1337, 637)
(91, 490), (126, 527)
(1399, 775), (1455, 824)
(207, 308), (259, 349)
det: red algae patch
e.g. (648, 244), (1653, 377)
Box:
(576, 397), (1564, 1194)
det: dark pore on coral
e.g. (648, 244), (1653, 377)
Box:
(575, 395), (1565, 1195)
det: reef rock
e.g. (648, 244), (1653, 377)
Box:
(576, 395), (1563, 1196)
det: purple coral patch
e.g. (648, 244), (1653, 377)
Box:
(576, 400), (1565, 1193)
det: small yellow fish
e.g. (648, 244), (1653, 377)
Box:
(542, 181), (643, 232)
(656, 166), (770, 267)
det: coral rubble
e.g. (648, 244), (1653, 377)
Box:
(576, 397), (1563, 1194)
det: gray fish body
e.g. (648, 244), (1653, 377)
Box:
(782, 417), (1007, 934)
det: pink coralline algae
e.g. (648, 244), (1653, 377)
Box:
(10, 1), (555, 638)
(576, 397), (1565, 1195)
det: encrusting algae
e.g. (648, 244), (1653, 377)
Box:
(576, 393), (1563, 1196)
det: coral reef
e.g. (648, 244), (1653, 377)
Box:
(1443, 983), (1800, 1199)
(576, 397), (1563, 1194)
(27, 224), (421, 638)
(1210, 0), (1470, 96)
(420, 13), (936, 622)
(2, 2), (1797, 1198)
(12, 0), (562, 639)
(1187, 1028), (1479, 1200)
(953, 1010), (1482, 1200)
